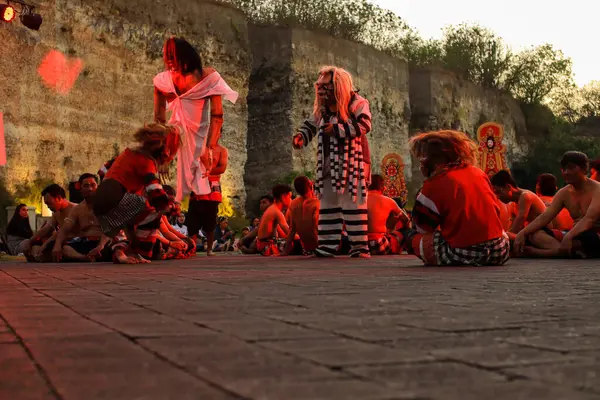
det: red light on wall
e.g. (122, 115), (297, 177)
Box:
(1, 5), (16, 22)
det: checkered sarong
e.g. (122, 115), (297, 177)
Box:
(257, 238), (286, 257)
(98, 193), (147, 237)
(369, 236), (391, 255)
(433, 231), (510, 266)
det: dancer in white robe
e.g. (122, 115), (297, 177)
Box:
(154, 37), (238, 201)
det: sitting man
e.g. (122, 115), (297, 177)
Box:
(283, 176), (319, 255)
(23, 184), (77, 262)
(367, 174), (410, 255)
(239, 194), (273, 254)
(491, 170), (547, 241)
(515, 151), (600, 258)
(402, 130), (510, 266)
(536, 173), (573, 231)
(257, 184), (292, 256)
(93, 123), (179, 263)
(591, 159), (600, 182)
(52, 174), (112, 262)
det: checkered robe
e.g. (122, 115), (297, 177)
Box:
(412, 231), (510, 266)
(368, 231), (404, 255)
(298, 93), (371, 204)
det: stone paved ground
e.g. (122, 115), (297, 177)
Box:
(1, 255), (599, 400)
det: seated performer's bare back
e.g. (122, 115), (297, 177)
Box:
(286, 196), (319, 252)
(367, 192), (408, 237)
(512, 190), (546, 234)
(258, 205), (289, 241)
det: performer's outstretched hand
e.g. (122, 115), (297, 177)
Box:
(292, 134), (304, 149)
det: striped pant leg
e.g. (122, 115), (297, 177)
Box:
(317, 184), (343, 255)
(341, 188), (369, 256)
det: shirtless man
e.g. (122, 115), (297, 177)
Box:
(367, 175), (410, 255)
(536, 173), (573, 231)
(52, 174), (111, 262)
(187, 143), (228, 256)
(256, 185), (292, 256)
(591, 160), (600, 182)
(515, 151), (600, 258)
(283, 176), (319, 255)
(239, 195), (273, 254)
(23, 184), (76, 262)
(491, 170), (547, 240)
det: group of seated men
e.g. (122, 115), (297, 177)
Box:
(17, 124), (600, 265)
(235, 174), (410, 257)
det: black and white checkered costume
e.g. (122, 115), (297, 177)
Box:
(431, 231), (510, 266)
(298, 93), (371, 257)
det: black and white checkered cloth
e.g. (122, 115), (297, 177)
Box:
(434, 231), (510, 266)
(98, 193), (147, 237)
(369, 236), (391, 255)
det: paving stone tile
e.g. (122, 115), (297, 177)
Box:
(433, 343), (583, 368)
(506, 360), (600, 393)
(85, 310), (211, 337)
(504, 333), (600, 352)
(420, 381), (598, 400)
(349, 361), (506, 389)
(0, 343), (55, 400)
(205, 318), (331, 340)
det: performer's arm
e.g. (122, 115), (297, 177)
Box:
(412, 191), (442, 233)
(333, 100), (372, 139)
(206, 95), (224, 150)
(210, 148), (229, 175)
(143, 173), (170, 211)
(563, 191), (600, 242)
(52, 209), (79, 261)
(509, 195), (532, 234)
(153, 87), (167, 124)
(98, 158), (115, 182)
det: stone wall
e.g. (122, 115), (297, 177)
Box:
(0, 0), (250, 215)
(245, 26), (411, 213)
(409, 66), (528, 187)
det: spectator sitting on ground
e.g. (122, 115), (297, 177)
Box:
(249, 217), (260, 231)
(171, 214), (188, 236)
(491, 170), (547, 241)
(22, 184), (76, 262)
(52, 174), (112, 262)
(257, 184), (292, 256)
(213, 217), (234, 252)
(282, 176), (319, 256)
(6, 204), (33, 255)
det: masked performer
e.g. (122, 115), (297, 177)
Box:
(403, 130), (510, 266)
(92, 123), (180, 262)
(154, 37), (238, 201)
(292, 66), (371, 258)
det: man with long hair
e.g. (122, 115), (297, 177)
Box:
(153, 37), (238, 201)
(403, 130), (510, 266)
(292, 66), (372, 258)
(93, 123), (180, 263)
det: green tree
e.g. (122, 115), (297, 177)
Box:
(505, 44), (573, 104)
(441, 24), (512, 89)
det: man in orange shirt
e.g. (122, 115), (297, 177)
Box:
(283, 176), (319, 255)
(536, 173), (573, 231)
(402, 130), (510, 266)
(367, 175), (409, 255)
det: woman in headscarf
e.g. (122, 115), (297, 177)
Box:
(6, 204), (33, 255)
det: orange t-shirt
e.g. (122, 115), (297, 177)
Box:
(412, 165), (504, 248)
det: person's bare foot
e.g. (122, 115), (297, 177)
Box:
(114, 249), (138, 264)
(135, 254), (151, 264)
(206, 251), (216, 257)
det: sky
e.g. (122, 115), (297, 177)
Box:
(371, 0), (598, 87)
